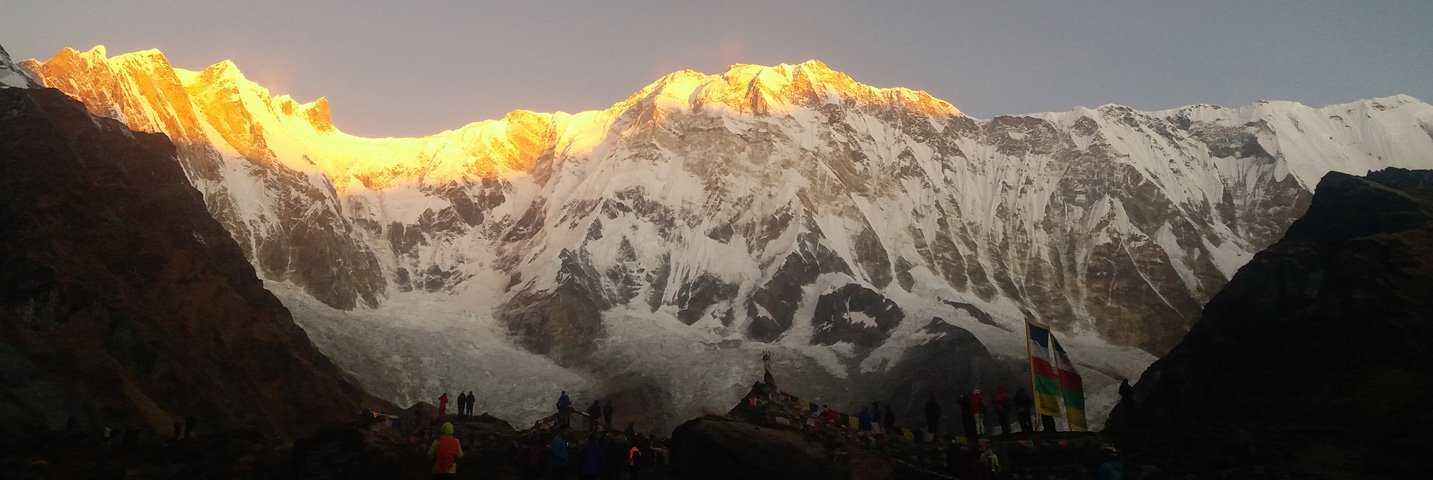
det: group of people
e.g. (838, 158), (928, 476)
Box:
(435, 390), (479, 420)
(427, 389), (661, 479)
(747, 375), (1123, 480)
(556, 390), (617, 432)
(924, 385), (1050, 441)
(516, 427), (665, 480)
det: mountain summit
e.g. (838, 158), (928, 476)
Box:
(20, 46), (1433, 430)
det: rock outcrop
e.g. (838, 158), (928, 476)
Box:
(1107, 168), (1433, 478)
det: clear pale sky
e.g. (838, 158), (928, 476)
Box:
(5, 1), (1430, 137)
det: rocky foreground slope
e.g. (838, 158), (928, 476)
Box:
(1108, 168), (1433, 478)
(0, 46), (378, 439)
(20, 44), (1433, 430)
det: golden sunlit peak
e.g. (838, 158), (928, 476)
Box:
(683, 59), (962, 118)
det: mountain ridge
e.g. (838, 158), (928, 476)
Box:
(19, 44), (1433, 432)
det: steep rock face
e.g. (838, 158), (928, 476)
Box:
(21, 46), (1433, 430)
(0, 82), (376, 438)
(1108, 168), (1433, 477)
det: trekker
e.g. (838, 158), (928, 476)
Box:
(870, 402), (883, 435)
(1013, 388), (1034, 432)
(602, 400), (613, 430)
(557, 391), (573, 412)
(557, 391), (574, 430)
(970, 389), (986, 436)
(469, 390), (478, 415)
(924, 395), (942, 440)
(550, 431), (571, 479)
(762, 351), (778, 392)
(1098, 445), (1125, 480)
(438, 393), (450, 421)
(857, 407), (872, 432)
(1041, 414), (1058, 432)
(578, 434), (603, 480)
(601, 432), (626, 480)
(518, 435), (544, 480)
(516, 435), (546, 480)
(992, 386), (1010, 435)
(586, 400), (602, 431)
(1118, 379), (1134, 404)
(428, 421), (464, 478)
(958, 393), (976, 440)
(627, 440), (644, 480)
(978, 441), (1001, 479)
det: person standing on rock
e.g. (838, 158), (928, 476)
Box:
(924, 395), (942, 441)
(557, 391), (573, 412)
(958, 393), (977, 440)
(557, 390), (574, 430)
(1118, 379), (1134, 405)
(1013, 388), (1034, 432)
(876, 404), (888, 435)
(992, 386), (1010, 435)
(586, 401), (602, 432)
(870, 402), (884, 435)
(970, 389), (986, 436)
(428, 421), (464, 478)
(438, 393), (450, 421)
(602, 400), (614, 430)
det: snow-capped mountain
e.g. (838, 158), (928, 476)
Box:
(0, 44), (37, 88)
(22, 45), (1433, 430)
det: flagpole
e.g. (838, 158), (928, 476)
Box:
(1025, 319), (1037, 422)
(1026, 319), (1037, 424)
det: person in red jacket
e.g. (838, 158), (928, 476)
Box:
(437, 393), (450, 421)
(428, 421), (464, 478)
(992, 386), (1010, 435)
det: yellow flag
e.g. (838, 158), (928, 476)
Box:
(847, 415), (859, 429)
(902, 428), (914, 441)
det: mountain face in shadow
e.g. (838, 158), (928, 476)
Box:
(1107, 168), (1433, 477)
(0, 83), (378, 440)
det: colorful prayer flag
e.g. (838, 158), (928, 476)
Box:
(1026, 321), (1063, 418)
(1051, 335), (1087, 431)
(847, 414), (859, 430)
(902, 428), (914, 441)
(798, 399), (809, 411)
